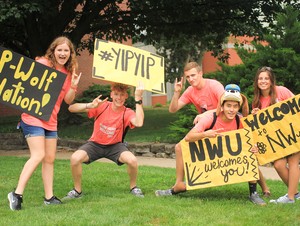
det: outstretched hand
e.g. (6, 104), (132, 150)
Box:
(205, 128), (224, 138)
(88, 95), (108, 109)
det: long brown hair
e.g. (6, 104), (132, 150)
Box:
(44, 36), (78, 73)
(252, 66), (277, 108)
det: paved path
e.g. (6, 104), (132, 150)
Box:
(0, 149), (282, 180)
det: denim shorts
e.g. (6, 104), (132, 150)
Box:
(20, 120), (58, 139)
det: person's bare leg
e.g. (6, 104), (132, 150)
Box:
(70, 150), (89, 193)
(119, 151), (138, 189)
(257, 168), (270, 196)
(172, 142), (186, 193)
(42, 138), (57, 199)
(273, 158), (289, 186)
(286, 152), (300, 200)
(15, 136), (46, 195)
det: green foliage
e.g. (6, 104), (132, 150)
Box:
(205, 6), (300, 106)
(167, 105), (198, 142)
(0, 0), (294, 77)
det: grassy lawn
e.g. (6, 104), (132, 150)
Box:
(1, 156), (299, 226)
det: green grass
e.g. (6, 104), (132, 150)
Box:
(1, 156), (300, 226)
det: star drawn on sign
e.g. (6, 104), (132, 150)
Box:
(185, 162), (211, 187)
(98, 50), (114, 61)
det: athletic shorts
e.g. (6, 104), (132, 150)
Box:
(20, 120), (58, 139)
(78, 141), (128, 166)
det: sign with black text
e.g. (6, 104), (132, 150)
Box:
(0, 47), (66, 121)
(181, 129), (259, 190)
(242, 94), (300, 165)
(93, 39), (165, 94)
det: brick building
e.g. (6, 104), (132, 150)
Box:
(0, 36), (252, 117)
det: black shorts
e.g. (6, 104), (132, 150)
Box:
(78, 141), (128, 166)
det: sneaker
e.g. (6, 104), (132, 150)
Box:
(270, 194), (295, 204)
(130, 187), (144, 198)
(8, 192), (23, 211)
(249, 192), (266, 206)
(155, 189), (173, 197)
(44, 196), (62, 205)
(295, 192), (300, 200)
(63, 189), (82, 199)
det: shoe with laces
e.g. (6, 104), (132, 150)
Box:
(270, 194), (295, 204)
(63, 189), (82, 199)
(130, 187), (144, 197)
(249, 192), (266, 206)
(44, 196), (62, 205)
(8, 191), (23, 211)
(155, 189), (173, 196)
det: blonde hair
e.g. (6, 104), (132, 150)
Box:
(184, 62), (202, 72)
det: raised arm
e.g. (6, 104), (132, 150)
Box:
(169, 77), (186, 113)
(65, 69), (82, 104)
(131, 81), (144, 127)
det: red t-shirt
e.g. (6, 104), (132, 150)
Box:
(87, 102), (135, 145)
(194, 111), (243, 133)
(179, 79), (224, 113)
(259, 86), (294, 109)
(21, 57), (71, 131)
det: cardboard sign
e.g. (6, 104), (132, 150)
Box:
(92, 39), (165, 94)
(0, 47), (66, 121)
(242, 94), (300, 165)
(181, 128), (259, 190)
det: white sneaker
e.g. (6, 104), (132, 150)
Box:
(270, 194), (295, 204)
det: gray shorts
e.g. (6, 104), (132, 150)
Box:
(78, 141), (128, 165)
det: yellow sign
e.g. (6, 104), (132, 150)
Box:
(92, 39), (165, 94)
(242, 94), (300, 165)
(181, 128), (259, 190)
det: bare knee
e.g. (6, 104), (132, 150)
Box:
(126, 156), (138, 168)
(175, 143), (182, 155)
(274, 158), (287, 170)
(70, 150), (87, 166)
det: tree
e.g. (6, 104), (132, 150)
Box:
(0, 0), (135, 57)
(205, 5), (300, 103)
(133, 0), (294, 82)
(0, 0), (292, 67)
(168, 5), (300, 141)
